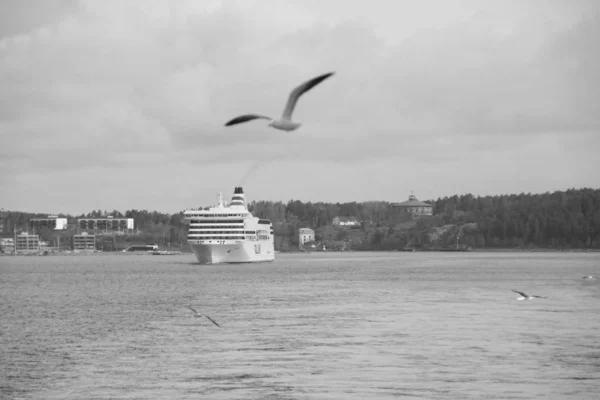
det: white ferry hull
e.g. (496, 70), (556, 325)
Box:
(188, 240), (274, 264)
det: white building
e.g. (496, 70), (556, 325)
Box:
(15, 233), (40, 252)
(29, 215), (68, 231)
(0, 238), (14, 253)
(332, 216), (361, 227)
(299, 228), (315, 245)
(73, 232), (96, 250)
(78, 217), (134, 232)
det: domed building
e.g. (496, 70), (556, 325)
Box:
(391, 193), (433, 216)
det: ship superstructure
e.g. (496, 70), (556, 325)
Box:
(183, 187), (274, 264)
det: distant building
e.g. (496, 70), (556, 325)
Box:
(0, 238), (14, 253)
(15, 233), (40, 252)
(298, 228), (315, 245)
(78, 217), (134, 232)
(332, 216), (360, 227)
(73, 233), (96, 251)
(391, 193), (433, 216)
(29, 215), (68, 231)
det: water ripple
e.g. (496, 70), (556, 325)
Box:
(1, 251), (599, 399)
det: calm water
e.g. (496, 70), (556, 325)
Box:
(1, 252), (599, 399)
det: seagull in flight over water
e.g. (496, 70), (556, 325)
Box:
(186, 306), (221, 327)
(511, 289), (547, 300)
(224, 72), (335, 132)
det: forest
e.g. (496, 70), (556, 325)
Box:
(1, 188), (599, 251)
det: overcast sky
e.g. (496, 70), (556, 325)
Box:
(1, 0), (598, 215)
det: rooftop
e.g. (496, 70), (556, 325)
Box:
(392, 194), (432, 208)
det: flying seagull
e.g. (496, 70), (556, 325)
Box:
(582, 275), (594, 280)
(224, 71), (335, 131)
(186, 306), (221, 327)
(511, 289), (547, 300)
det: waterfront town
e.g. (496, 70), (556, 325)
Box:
(1, 193), (436, 254)
(2, 187), (599, 255)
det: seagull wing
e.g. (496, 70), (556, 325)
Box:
(186, 306), (199, 315)
(225, 114), (272, 127)
(511, 289), (528, 297)
(532, 295), (547, 298)
(281, 72), (335, 120)
(203, 314), (221, 328)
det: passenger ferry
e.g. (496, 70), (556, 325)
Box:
(183, 187), (275, 264)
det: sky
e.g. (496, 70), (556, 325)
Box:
(1, 0), (599, 215)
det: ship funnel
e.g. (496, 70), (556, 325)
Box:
(230, 186), (247, 208)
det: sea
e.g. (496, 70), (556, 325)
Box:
(1, 251), (599, 399)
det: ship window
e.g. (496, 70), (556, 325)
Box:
(195, 219), (244, 224)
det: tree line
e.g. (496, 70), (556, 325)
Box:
(1, 187), (599, 250)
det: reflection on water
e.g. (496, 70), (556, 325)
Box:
(1, 252), (599, 399)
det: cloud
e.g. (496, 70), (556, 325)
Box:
(0, 0), (79, 39)
(1, 0), (599, 213)
(380, 3), (600, 135)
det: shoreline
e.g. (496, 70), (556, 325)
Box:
(2, 248), (599, 257)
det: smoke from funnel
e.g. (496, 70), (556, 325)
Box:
(239, 160), (265, 187)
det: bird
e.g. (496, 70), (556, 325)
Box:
(186, 306), (221, 327)
(224, 71), (335, 131)
(582, 275), (594, 280)
(511, 289), (546, 300)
